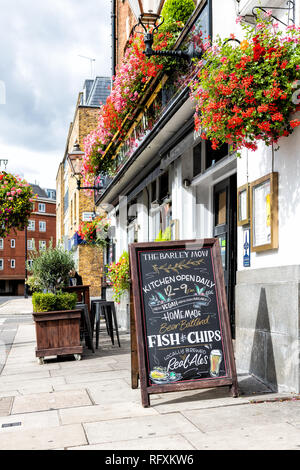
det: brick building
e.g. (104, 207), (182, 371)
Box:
(0, 185), (56, 295)
(56, 77), (111, 297)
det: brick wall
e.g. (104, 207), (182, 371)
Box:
(116, 0), (137, 69)
(78, 245), (103, 297)
(56, 99), (105, 296)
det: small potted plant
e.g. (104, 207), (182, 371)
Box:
(28, 244), (83, 363)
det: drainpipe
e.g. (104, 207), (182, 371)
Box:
(111, 0), (117, 78)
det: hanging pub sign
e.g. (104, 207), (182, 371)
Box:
(129, 239), (238, 407)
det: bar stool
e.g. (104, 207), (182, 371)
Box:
(76, 303), (95, 353)
(92, 300), (121, 349)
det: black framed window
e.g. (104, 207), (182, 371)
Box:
(205, 141), (229, 170)
(193, 143), (202, 177)
(159, 171), (169, 201)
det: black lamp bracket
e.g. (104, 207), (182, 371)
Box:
(133, 15), (203, 61)
(76, 179), (103, 191)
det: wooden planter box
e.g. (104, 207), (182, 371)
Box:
(32, 309), (83, 363)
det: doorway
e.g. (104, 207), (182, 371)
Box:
(213, 174), (237, 337)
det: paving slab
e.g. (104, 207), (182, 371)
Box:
(11, 389), (92, 414)
(60, 400), (159, 425)
(0, 370), (51, 384)
(87, 384), (142, 405)
(0, 424), (87, 450)
(0, 397), (13, 416)
(1, 362), (61, 375)
(64, 369), (130, 385)
(0, 376), (66, 393)
(0, 410), (59, 433)
(83, 413), (200, 445)
(69, 434), (196, 450)
(183, 422), (300, 450)
(53, 378), (129, 393)
(182, 400), (300, 432)
(50, 363), (113, 377)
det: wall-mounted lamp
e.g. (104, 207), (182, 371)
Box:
(68, 141), (104, 191)
(183, 178), (191, 188)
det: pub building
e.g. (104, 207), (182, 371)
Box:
(92, 0), (300, 394)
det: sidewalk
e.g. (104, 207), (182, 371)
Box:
(0, 298), (299, 450)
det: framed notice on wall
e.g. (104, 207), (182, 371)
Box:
(250, 172), (278, 252)
(129, 239), (238, 407)
(237, 184), (249, 226)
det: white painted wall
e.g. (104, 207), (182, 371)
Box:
(237, 121), (300, 270)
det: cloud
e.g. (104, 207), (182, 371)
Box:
(0, 0), (111, 187)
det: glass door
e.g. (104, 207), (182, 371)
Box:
(213, 175), (237, 336)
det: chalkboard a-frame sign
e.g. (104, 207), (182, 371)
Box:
(129, 239), (238, 407)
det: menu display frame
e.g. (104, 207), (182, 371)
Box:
(250, 172), (278, 253)
(237, 183), (250, 226)
(129, 239), (238, 408)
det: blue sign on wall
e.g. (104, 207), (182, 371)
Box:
(243, 228), (251, 268)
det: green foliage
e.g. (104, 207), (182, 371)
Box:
(28, 243), (75, 293)
(106, 251), (130, 303)
(161, 0), (195, 27)
(0, 171), (35, 238)
(155, 226), (172, 241)
(32, 292), (77, 312)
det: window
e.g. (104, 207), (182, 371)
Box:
(0, 239), (3, 250)
(205, 141), (228, 170)
(27, 239), (35, 250)
(0, 259), (3, 270)
(38, 203), (46, 213)
(151, 180), (157, 203)
(39, 221), (46, 232)
(27, 259), (33, 269)
(159, 172), (169, 201)
(28, 220), (35, 231)
(193, 143), (202, 177)
(39, 240), (46, 251)
(11, 259), (15, 269)
(10, 239), (15, 248)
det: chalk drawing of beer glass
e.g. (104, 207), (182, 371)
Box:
(210, 350), (222, 377)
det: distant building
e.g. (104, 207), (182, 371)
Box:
(56, 77), (111, 297)
(0, 185), (56, 296)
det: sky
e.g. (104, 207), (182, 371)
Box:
(0, 0), (111, 189)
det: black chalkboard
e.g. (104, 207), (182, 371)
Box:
(129, 239), (238, 407)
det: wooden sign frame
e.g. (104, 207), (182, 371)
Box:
(129, 239), (238, 407)
(237, 183), (250, 226)
(250, 172), (278, 253)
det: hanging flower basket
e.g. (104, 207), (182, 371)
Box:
(106, 251), (130, 304)
(0, 172), (36, 237)
(77, 215), (110, 247)
(191, 13), (300, 153)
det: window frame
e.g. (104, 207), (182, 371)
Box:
(39, 221), (46, 232)
(28, 220), (35, 231)
(38, 203), (46, 213)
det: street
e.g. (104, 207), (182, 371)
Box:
(0, 298), (299, 451)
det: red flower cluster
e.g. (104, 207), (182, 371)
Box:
(191, 15), (300, 153)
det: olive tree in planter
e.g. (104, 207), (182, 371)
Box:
(28, 244), (83, 363)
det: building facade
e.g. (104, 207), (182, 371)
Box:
(56, 77), (111, 297)
(92, 0), (300, 394)
(0, 185), (56, 295)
